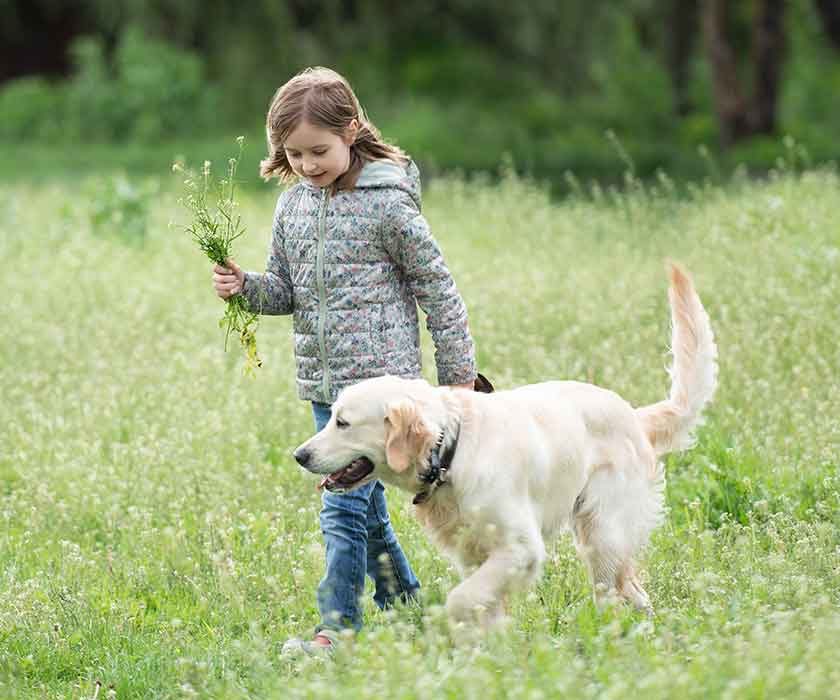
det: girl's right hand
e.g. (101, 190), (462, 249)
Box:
(212, 259), (245, 299)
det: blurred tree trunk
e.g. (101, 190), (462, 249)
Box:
(750, 0), (785, 134)
(702, 0), (750, 144)
(815, 0), (840, 49)
(666, 0), (699, 116)
(701, 0), (786, 146)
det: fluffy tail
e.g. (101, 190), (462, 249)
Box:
(636, 263), (718, 457)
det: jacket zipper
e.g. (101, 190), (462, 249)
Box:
(316, 188), (331, 402)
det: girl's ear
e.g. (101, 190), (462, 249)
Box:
(343, 119), (359, 145)
(384, 399), (432, 473)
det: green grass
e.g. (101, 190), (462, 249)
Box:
(1, 160), (839, 699)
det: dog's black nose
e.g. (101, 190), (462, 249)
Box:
(294, 448), (311, 468)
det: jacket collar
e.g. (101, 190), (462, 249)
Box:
(298, 159), (421, 208)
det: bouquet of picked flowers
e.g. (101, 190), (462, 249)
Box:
(174, 137), (261, 374)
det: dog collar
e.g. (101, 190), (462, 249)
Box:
(413, 419), (461, 505)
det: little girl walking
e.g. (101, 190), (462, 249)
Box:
(212, 67), (476, 654)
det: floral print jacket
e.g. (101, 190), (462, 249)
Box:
(241, 159), (476, 403)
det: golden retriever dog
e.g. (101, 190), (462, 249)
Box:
(293, 264), (717, 630)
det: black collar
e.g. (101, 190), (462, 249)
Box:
(413, 419), (460, 505)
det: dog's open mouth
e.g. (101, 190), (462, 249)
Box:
(317, 457), (375, 492)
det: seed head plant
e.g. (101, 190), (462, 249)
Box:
(174, 137), (262, 374)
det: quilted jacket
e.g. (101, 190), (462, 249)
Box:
(241, 159), (476, 403)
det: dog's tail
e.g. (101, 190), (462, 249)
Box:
(636, 263), (718, 457)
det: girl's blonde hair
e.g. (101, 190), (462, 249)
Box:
(260, 67), (408, 190)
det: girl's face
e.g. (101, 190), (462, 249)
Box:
(283, 119), (357, 187)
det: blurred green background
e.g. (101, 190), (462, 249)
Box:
(2, 0), (839, 187)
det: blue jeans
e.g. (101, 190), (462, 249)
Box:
(311, 401), (420, 633)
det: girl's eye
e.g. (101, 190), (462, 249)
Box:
(336, 418), (349, 429)
(313, 150), (327, 156)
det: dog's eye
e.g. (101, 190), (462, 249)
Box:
(335, 417), (350, 429)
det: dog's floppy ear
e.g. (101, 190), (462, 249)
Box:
(384, 399), (433, 473)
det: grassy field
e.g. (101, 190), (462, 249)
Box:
(1, 161), (839, 699)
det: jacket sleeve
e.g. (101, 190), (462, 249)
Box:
(382, 192), (477, 385)
(241, 195), (293, 315)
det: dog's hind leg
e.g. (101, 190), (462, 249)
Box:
(572, 464), (663, 613)
(575, 525), (652, 612)
(615, 561), (651, 611)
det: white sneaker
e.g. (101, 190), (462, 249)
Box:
(281, 629), (340, 657)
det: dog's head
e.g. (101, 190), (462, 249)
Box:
(292, 375), (449, 495)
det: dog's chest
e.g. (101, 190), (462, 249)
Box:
(415, 491), (499, 570)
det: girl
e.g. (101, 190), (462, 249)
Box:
(212, 67), (476, 654)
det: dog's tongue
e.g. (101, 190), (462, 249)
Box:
(316, 458), (374, 491)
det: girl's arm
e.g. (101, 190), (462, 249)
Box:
(383, 194), (476, 386)
(241, 197), (294, 315)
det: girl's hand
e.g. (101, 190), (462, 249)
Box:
(213, 259), (245, 299)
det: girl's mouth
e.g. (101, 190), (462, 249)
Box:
(317, 457), (375, 493)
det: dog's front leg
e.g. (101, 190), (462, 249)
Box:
(446, 541), (544, 632)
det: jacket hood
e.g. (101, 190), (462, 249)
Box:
(356, 159), (422, 209)
(302, 159), (422, 209)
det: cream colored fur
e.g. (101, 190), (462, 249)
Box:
(294, 263), (718, 631)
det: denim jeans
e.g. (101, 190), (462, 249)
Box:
(311, 401), (420, 633)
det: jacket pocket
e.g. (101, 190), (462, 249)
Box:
(327, 307), (376, 358)
(377, 302), (418, 370)
(370, 303), (388, 363)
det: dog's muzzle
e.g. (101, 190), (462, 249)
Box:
(317, 457), (375, 493)
(294, 447), (375, 493)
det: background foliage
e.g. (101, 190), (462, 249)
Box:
(1, 0), (839, 184)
